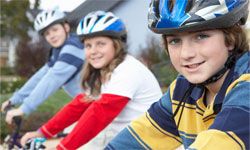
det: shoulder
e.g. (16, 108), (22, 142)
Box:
(115, 55), (151, 74)
(234, 51), (250, 76)
(64, 33), (84, 49)
(59, 35), (85, 60)
(111, 55), (160, 85)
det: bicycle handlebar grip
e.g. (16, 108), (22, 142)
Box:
(3, 101), (14, 114)
(2, 101), (23, 125)
(13, 116), (22, 126)
(24, 138), (46, 150)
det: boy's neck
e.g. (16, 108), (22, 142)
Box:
(205, 70), (230, 105)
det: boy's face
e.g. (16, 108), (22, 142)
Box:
(165, 29), (234, 84)
(43, 23), (68, 48)
(84, 36), (116, 69)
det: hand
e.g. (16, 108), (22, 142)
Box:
(5, 107), (24, 124)
(1, 100), (11, 112)
(21, 131), (44, 147)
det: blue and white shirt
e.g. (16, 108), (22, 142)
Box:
(10, 34), (84, 114)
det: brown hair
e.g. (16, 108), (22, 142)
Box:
(162, 25), (249, 55)
(81, 37), (127, 101)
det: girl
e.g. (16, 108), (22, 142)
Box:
(1, 9), (84, 125)
(106, 0), (250, 149)
(20, 11), (162, 150)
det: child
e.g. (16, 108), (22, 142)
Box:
(106, 0), (250, 149)
(20, 11), (162, 150)
(1, 9), (85, 124)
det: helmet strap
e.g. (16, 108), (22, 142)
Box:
(200, 52), (237, 85)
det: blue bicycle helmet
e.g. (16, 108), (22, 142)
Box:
(76, 11), (127, 42)
(148, 0), (249, 35)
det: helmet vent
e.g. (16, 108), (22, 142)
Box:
(86, 18), (91, 26)
(105, 16), (113, 23)
(44, 12), (48, 19)
(34, 9), (66, 33)
(39, 16), (43, 23)
(51, 10), (55, 16)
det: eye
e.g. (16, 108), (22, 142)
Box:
(43, 31), (49, 36)
(51, 27), (58, 32)
(196, 33), (209, 40)
(85, 43), (91, 49)
(167, 38), (181, 45)
(97, 41), (106, 47)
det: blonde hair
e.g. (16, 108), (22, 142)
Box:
(81, 37), (127, 101)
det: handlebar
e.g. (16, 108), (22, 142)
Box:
(2, 101), (22, 126)
(23, 138), (46, 150)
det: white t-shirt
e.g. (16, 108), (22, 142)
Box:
(83, 55), (162, 149)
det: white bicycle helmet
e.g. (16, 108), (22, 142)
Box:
(34, 9), (66, 34)
(76, 11), (127, 42)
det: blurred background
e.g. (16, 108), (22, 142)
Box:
(0, 0), (249, 144)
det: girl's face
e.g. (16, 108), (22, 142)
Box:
(44, 23), (69, 48)
(166, 30), (234, 84)
(84, 36), (116, 69)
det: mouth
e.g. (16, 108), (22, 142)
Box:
(51, 39), (58, 44)
(183, 61), (205, 71)
(90, 56), (102, 61)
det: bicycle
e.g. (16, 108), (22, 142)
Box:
(2, 102), (23, 149)
(1, 102), (46, 150)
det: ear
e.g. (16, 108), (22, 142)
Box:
(228, 44), (234, 52)
(63, 23), (70, 33)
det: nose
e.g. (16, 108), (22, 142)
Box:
(88, 45), (98, 55)
(180, 40), (196, 60)
(45, 31), (54, 40)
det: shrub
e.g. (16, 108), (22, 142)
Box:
(0, 77), (27, 94)
(0, 67), (15, 76)
(137, 36), (178, 89)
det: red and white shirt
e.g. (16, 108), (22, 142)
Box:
(39, 55), (162, 150)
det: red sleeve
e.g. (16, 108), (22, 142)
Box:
(57, 94), (129, 150)
(40, 93), (91, 138)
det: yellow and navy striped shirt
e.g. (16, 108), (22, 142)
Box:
(106, 51), (250, 150)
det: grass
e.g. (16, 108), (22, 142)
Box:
(0, 89), (72, 142)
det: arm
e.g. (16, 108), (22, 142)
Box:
(40, 94), (91, 138)
(53, 94), (129, 150)
(4, 62), (76, 124)
(20, 60), (78, 114)
(9, 65), (49, 105)
(106, 89), (182, 150)
(20, 44), (84, 115)
(189, 77), (250, 150)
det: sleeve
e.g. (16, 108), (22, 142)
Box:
(10, 65), (49, 105)
(106, 88), (182, 150)
(56, 94), (129, 150)
(40, 94), (90, 138)
(20, 60), (78, 114)
(19, 45), (84, 115)
(20, 45), (84, 114)
(189, 75), (250, 150)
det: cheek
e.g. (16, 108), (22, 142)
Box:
(60, 31), (67, 40)
(168, 49), (179, 63)
(105, 46), (116, 58)
(85, 51), (91, 59)
(168, 50), (181, 71)
(44, 35), (50, 42)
